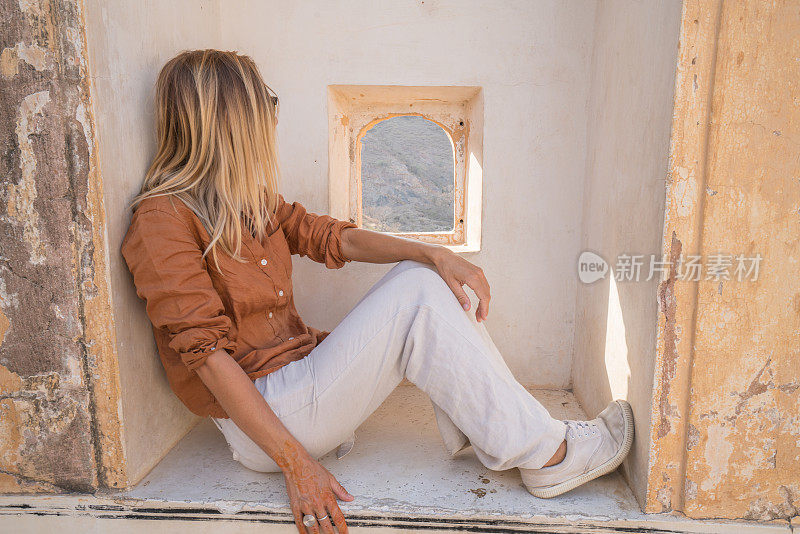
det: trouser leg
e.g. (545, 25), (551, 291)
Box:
(214, 260), (566, 472)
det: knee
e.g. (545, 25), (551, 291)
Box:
(393, 262), (451, 300)
(395, 259), (432, 274)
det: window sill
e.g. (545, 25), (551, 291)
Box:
(445, 243), (481, 254)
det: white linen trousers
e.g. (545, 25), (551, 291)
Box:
(213, 260), (568, 473)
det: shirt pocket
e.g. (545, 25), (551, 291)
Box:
(268, 227), (293, 282)
(210, 253), (277, 318)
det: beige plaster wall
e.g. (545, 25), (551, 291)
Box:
(218, 0), (597, 388)
(647, 0), (800, 521)
(571, 0), (681, 508)
(82, 0), (224, 484)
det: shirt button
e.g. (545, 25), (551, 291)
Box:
(260, 258), (268, 266)
(278, 290), (284, 297)
(268, 312), (273, 319)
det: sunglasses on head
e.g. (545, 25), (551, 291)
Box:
(264, 83), (279, 118)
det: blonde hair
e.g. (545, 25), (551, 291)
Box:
(131, 49), (280, 271)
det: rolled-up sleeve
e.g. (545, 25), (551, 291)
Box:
(274, 194), (357, 268)
(121, 208), (237, 370)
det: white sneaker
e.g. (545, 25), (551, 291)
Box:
(520, 399), (634, 498)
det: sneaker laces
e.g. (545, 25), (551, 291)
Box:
(564, 419), (599, 440)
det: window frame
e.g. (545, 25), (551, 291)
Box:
(328, 85), (483, 252)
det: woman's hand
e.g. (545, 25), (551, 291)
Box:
(282, 448), (354, 534)
(339, 227), (491, 321)
(429, 247), (491, 322)
(194, 352), (354, 533)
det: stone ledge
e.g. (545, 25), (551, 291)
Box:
(1, 494), (790, 533)
(0, 387), (791, 533)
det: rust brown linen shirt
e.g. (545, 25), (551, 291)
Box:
(121, 194), (357, 418)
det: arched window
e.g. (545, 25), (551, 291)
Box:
(358, 115), (455, 233)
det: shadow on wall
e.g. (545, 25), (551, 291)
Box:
(573, 253), (664, 511)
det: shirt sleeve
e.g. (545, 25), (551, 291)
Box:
(274, 194), (358, 268)
(121, 208), (237, 371)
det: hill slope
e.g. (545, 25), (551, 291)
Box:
(360, 115), (455, 233)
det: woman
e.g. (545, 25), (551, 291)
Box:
(121, 50), (633, 534)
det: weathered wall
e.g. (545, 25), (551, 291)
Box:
(572, 0), (681, 509)
(0, 0), (125, 491)
(81, 0), (224, 485)
(218, 0), (597, 388)
(647, 0), (800, 520)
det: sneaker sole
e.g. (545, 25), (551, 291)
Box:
(526, 400), (635, 499)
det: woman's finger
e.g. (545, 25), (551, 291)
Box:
(464, 274), (491, 321)
(315, 504), (336, 534)
(445, 277), (471, 311)
(327, 499), (349, 534)
(329, 475), (354, 501)
(301, 504), (321, 534)
(476, 297), (490, 322)
(291, 504), (305, 534)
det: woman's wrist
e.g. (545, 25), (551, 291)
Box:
(271, 439), (315, 472)
(424, 244), (453, 268)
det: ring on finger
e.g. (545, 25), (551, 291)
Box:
(318, 514), (329, 521)
(302, 514), (317, 527)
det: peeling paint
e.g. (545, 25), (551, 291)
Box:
(0, 308), (9, 346)
(17, 0), (41, 14)
(673, 167), (697, 217)
(700, 424), (733, 491)
(1, 49), (17, 78)
(656, 232), (682, 441)
(8, 91), (49, 265)
(0, 42), (51, 78)
(0, 363), (87, 490)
